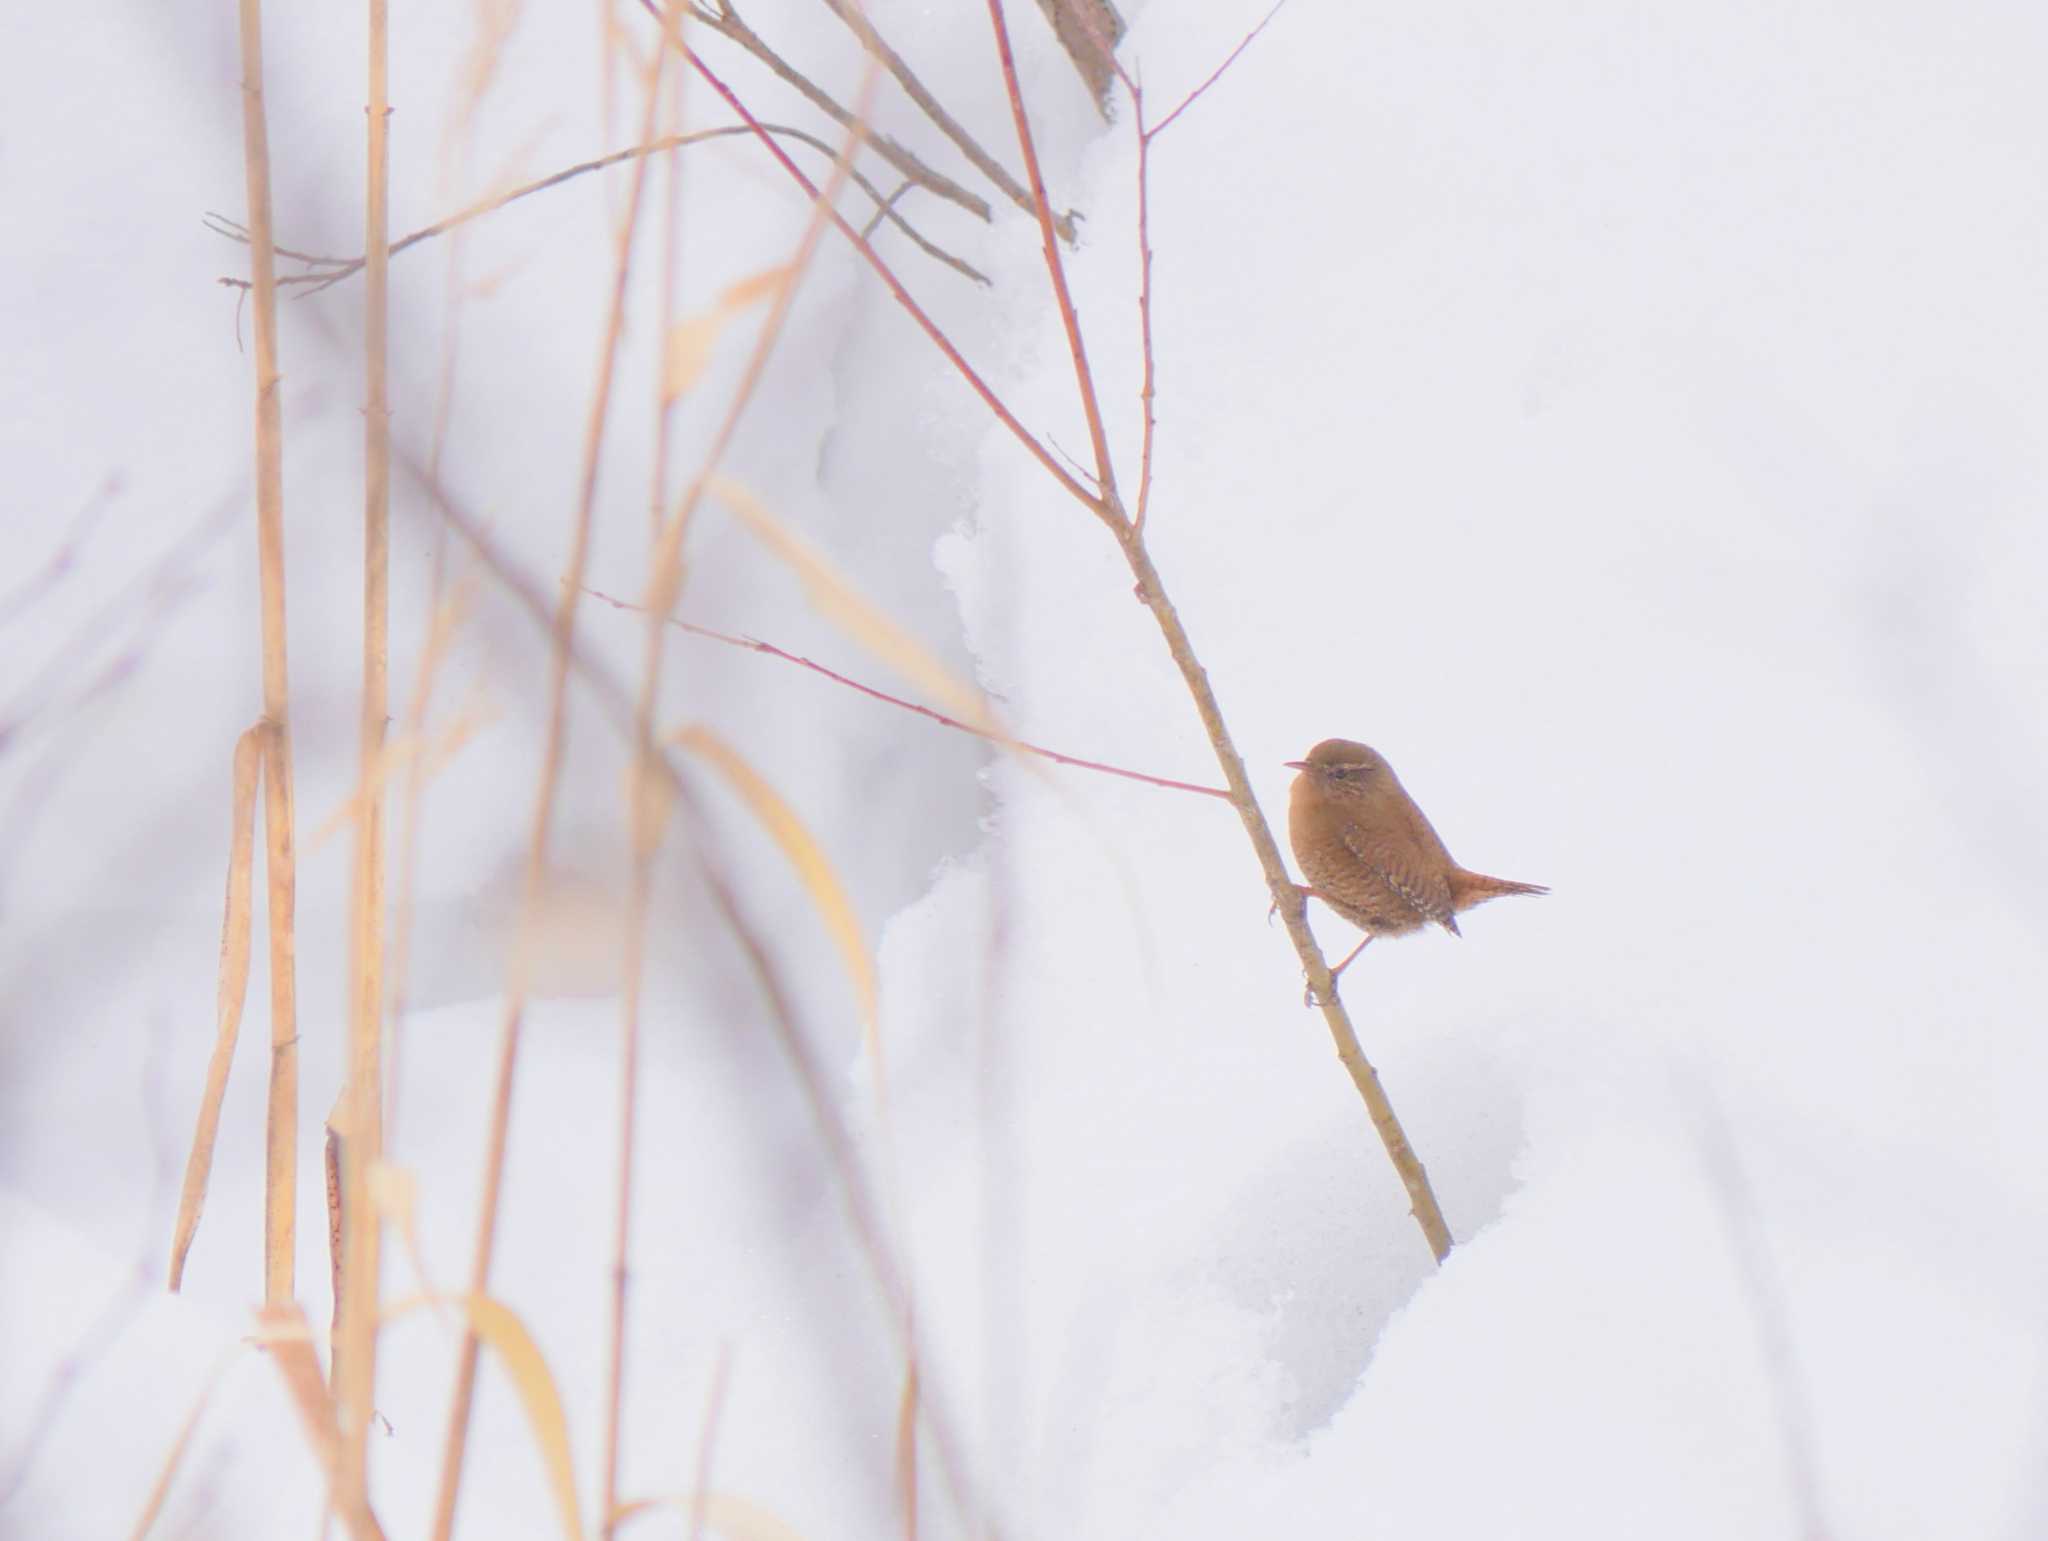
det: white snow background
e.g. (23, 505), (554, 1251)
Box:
(5, 1), (2046, 1537)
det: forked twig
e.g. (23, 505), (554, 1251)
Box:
(983, 0), (1118, 511)
(646, 13), (1099, 510)
(1149, 1), (1285, 140)
(637, 0), (1449, 1262)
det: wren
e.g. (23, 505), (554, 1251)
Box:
(1287, 738), (1546, 987)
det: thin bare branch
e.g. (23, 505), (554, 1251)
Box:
(852, 0), (1450, 1258)
(1147, 0), (1286, 142)
(205, 122), (987, 293)
(585, 587), (1232, 800)
(1115, 531), (1453, 1259)
(0, 478), (121, 633)
(984, 0), (1121, 516)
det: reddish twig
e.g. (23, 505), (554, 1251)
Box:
(1147, 0), (1287, 141)
(1130, 93), (1158, 530)
(584, 587), (1233, 801)
(984, 0), (1121, 519)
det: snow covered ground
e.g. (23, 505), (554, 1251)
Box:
(6, 1), (2047, 1537)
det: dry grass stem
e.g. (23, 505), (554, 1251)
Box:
(123, 1342), (247, 1541)
(334, 0), (393, 1516)
(604, 14), (686, 1534)
(605, 36), (881, 1533)
(233, 0), (302, 1308)
(685, 1347), (732, 1541)
(257, 1306), (387, 1541)
(894, 1359), (919, 1541)
(429, 16), (675, 1534)
(167, 725), (265, 1290)
(402, 455), (992, 1535)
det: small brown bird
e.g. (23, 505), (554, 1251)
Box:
(1287, 738), (1547, 983)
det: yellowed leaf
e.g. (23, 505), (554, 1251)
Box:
(663, 266), (795, 402)
(663, 316), (720, 402)
(625, 750), (676, 857)
(670, 726), (879, 1060)
(611, 1492), (809, 1540)
(383, 1293), (583, 1541)
(719, 266), (794, 309)
(168, 723), (266, 1291)
(310, 699), (497, 848)
(708, 476), (989, 727)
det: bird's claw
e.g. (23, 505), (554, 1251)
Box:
(1270, 884), (1314, 925)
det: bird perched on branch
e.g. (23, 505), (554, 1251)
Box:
(1286, 738), (1546, 990)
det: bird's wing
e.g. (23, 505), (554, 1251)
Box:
(1341, 821), (1459, 932)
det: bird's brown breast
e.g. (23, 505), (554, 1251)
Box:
(1289, 772), (1455, 937)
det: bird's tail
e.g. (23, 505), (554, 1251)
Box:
(1449, 869), (1550, 911)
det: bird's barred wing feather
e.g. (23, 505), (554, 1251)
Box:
(1341, 821), (1458, 931)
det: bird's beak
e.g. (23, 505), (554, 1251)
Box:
(1284, 760), (1310, 771)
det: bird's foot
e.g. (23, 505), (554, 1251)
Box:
(1269, 884), (1316, 924)
(1302, 935), (1373, 1006)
